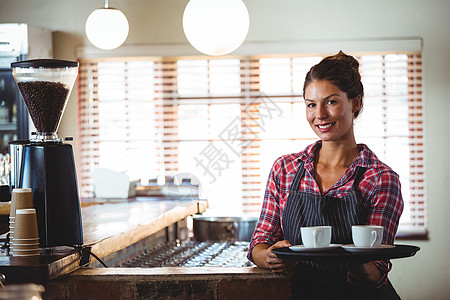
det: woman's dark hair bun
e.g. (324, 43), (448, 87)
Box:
(335, 50), (360, 70)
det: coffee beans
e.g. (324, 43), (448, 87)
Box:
(17, 81), (69, 133)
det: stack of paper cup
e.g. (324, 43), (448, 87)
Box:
(9, 188), (33, 246)
(11, 208), (40, 256)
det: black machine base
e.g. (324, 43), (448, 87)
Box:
(20, 142), (83, 248)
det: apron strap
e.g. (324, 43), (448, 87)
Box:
(289, 161), (305, 193)
(353, 166), (367, 189)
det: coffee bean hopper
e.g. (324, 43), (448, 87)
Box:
(9, 59), (83, 248)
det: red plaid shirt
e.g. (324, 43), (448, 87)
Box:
(248, 141), (403, 287)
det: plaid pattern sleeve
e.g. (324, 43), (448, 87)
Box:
(367, 168), (403, 243)
(365, 168), (403, 287)
(247, 157), (285, 262)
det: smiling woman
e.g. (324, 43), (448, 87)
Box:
(249, 51), (403, 299)
(77, 51), (425, 239)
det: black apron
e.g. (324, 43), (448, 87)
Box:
(281, 161), (400, 300)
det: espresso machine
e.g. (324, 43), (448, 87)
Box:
(9, 59), (83, 248)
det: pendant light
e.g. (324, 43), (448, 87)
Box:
(85, 0), (129, 50)
(182, 0), (250, 56)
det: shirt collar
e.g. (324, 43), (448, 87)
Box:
(299, 140), (382, 169)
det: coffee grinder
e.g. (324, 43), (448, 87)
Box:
(9, 59), (83, 248)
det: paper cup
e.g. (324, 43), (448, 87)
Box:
(12, 239), (39, 242)
(11, 244), (39, 247)
(12, 238), (39, 242)
(12, 242), (39, 246)
(9, 223), (14, 241)
(10, 188), (33, 218)
(14, 188), (34, 210)
(11, 248), (39, 253)
(13, 239), (40, 247)
(11, 242), (39, 249)
(11, 252), (40, 257)
(11, 249), (39, 255)
(14, 209), (39, 240)
(11, 246), (40, 253)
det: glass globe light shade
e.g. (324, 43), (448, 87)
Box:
(85, 8), (129, 50)
(183, 0), (250, 56)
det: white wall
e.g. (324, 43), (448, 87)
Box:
(1, 0), (449, 298)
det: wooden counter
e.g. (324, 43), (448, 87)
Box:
(82, 197), (207, 262)
(0, 202), (10, 215)
(0, 200), (102, 216)
(2, 198), (292, 299)
(0, 197), (208, 283)
(46, 267), (290, 300)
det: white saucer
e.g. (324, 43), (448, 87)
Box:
(341, 244), (396, 252)
(289, 244), (342, 252)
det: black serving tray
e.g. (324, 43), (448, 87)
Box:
(272, 244), (420, 262)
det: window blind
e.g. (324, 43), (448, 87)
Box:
(78, 52), (425, 236)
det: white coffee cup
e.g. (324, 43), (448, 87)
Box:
(352, 225), (383, 247)
(301, 226), (332, 248)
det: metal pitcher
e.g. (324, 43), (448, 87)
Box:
(8, 140), (29, 192)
